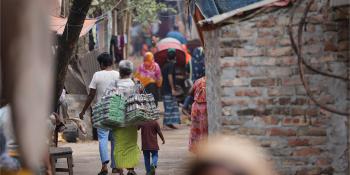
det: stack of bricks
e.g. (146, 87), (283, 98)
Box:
(203, 0), (349, 174)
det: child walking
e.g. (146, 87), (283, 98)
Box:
(139, 121), (165, 175)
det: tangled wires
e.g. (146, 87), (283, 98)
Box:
(288, 0), (349, 116)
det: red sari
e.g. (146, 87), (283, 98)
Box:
(189, 77), (208, 153)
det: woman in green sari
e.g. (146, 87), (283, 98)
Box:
(113, 60), (140, 175)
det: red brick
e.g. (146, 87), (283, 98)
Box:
(288, 139), (310, 147)
(221, 98), (249, 107)
(295, 167), (322, 175)
(221, 60), (249, 68)
(258, 27), (284, 38)
(277, 56), (297, 66)
(238, 127), (266, 136)
(221, 118), (243, 126)
(239, 28), (256, 38)
(237, 108), (271, 116)
(304, 44), (323, 54)
(235, 88), (262, 97)
(279, 97), (291, 105)
(306, 109), (318, 116)
(316, 158), (331, 166)
(283, 77), (302, 86)
(220, 39), (247, 48)
(268, 87), (294, 96)
(279, 38), (291, 46)
(220, 48), (234, 57)
(271, 107), (290, 115)
(221, 28), (238, 38)
(310, 55), (336, 63)
(291, 108), (306, 116)
(235, 48), (264, 57)
(256, 38), (277, 46)
(339, 29), (349, 41)
(256, 98), (277, 105)
(293, 147), (321, 157)
(256, 17), (277, 28)
(298, 128), (327, 136)
(291, 98), (308, 105)
(308, 14), (324, 23)
(282, 117), (308, 126)
(221, 79), (249, 87)
(310, 118), (327, 127)
(251, 57), (277, 66)
(268, 128), (296, 136)
(338, 41), (349, 51)
(251, 78), (276, 87)
(267, 47), (293, 57)
(261, 116), (279, 125)
(309, 138), (327, 145)
(324, 41), (338, 51)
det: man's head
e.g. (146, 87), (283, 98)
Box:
(167, 48), (176, 61)
(119, 60), (134, 77)
(97, 52), (113, 70)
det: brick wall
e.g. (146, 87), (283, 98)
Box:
(203, 1), (349, 174)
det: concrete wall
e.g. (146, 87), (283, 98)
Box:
(203, 1), (349, 174)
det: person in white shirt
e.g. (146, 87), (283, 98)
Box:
(79, 53), (120, 175)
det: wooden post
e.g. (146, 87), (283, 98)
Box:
(125, 10), (132, 58)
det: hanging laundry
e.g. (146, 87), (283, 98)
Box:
(110, 35), (124, 64)
(88, 29), (95, 51)
(124, 34), (128, 44)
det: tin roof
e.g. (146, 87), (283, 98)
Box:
(50, 16), (97, 37)
(191, 0), (291, 26)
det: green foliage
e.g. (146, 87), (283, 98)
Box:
(88, 0), (176, 26)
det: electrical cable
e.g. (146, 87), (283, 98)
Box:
(288, 0), (350, 116)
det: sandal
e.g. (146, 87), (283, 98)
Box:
(112, 168), (124, 175)
(97, 170), (108, 175)
(127, 170), (137, 175)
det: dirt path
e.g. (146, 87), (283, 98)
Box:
(56, 125), (191, 175)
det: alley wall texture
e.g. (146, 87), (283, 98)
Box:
(203, 1), (349, 175)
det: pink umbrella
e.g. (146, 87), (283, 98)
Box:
(154, 40), (186, 67)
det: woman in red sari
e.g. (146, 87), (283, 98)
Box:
(188, 77), (208, 153)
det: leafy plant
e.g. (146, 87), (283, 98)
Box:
(88, 0), (176, 26)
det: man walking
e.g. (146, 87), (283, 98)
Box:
(79, 53), (120, 175)
(161, 49), (181, 129)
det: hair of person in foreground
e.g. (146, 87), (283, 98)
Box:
(187, 135), (276, 175)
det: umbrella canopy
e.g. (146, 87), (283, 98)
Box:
(158, 37), (181, 44)
(154, 40), (186, 67)
(166, 31), (187, 44)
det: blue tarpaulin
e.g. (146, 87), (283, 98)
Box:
(191, 0), (264, 18)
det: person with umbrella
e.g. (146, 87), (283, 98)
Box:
(161, 48), (181, 129)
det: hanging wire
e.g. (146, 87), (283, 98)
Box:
(288, 0), (350, 116)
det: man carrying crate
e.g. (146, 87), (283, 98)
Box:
(79, 53), (120, 175)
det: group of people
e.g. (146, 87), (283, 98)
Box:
(77, 45), (208, 175)
(0, 47), (277, 175)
